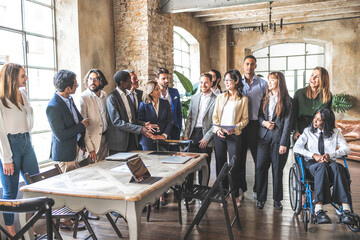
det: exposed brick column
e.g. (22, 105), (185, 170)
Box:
(113, 0), (173, 85)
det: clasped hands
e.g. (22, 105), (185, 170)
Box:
(263, 120), (275, 130)
(313, 153), (330, 163)
(142, 122), (165, 140)
(216, 129), (234, 138)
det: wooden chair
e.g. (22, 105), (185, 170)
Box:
(184, 156), (241, 240)
(0, 197), (54, 240)
(24, 167), (97, 240)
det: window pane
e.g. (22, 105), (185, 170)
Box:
(182, 52), (190, 68)
(0, 30), (24, 64)
(27, 35), (54, 68)
(256, 72), (268, 79)
(181, 38), (189, 52)
(173, 32), (181, 50)
(288, 56), (305, 70)
(253, 47), (268, 58)
(31, 132), (52, 162)
(304, 70), (312, 86)
(24, 1), (53, 36)
(270, 43), (304, 57)
(306, 55), (324, 69)
(174, 49), (181, 65)
(306, 44), (324, 54)
(31, 0), (52, 6)
(28, 68), (54, 100)
(31, 100), (51, 132)
(0, 0), (22, 30)
(256, 58), (268, 72)
(270, 57), (286, 71)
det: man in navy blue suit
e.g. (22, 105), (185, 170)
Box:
(154, 67), (182, 151)
(46, 69), (90, 173)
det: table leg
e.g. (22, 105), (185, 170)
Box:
(19, 212), (34, 240)
(126, 201), (143, 240)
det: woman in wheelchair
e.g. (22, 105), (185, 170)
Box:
(293, 108), (354, 225)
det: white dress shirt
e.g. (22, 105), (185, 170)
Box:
(0, 88), (34, 163)
(293, 127), (351, 161)
(220, 100), (235, 126)
(268, 92), (278, 120)
(195, 92), (211, 128)
(116, 87), (133, 123)
(160, 88), (172, 105)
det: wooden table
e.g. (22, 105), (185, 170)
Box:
(20, 152), (209, 240)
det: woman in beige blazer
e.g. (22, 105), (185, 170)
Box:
(212, 69), (249, 207)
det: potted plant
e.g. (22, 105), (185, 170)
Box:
(332, 93), (353, 113)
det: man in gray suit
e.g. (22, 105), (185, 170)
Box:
(106, 70), (153, 154)
(184, 73), (217, 187)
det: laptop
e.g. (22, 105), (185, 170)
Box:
(126, 157), (162, 184)
(106, 152), (139, 161)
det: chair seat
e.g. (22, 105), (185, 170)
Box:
(51, 206), (77, 218)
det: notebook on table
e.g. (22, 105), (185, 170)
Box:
(126, 157), (162, 184)
(105, 152), (139, 161)
(161, 156), (192, 164)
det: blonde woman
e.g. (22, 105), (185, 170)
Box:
(138, 80), (172, 151)
(293, 66), (332, 140)
(0, 63), (39, 236)
(213, 69), (249, 207)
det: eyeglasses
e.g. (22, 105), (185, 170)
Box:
(88, 77), (100, 82)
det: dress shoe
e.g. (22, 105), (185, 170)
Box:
(183, 198), (196, 205)
(87, 212), (100, 220)
(341, 210), (355, 225)
(315, 210), (331, 224)
(257, 200), (265, 209)
(274, 201), (283, 210)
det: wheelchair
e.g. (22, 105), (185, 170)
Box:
(288, 153), (360, 232)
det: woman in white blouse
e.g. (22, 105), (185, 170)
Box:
(212, 69), (249, 207)
(0, 63), (39, 235)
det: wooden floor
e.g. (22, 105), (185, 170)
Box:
(36, 149), (360, 239)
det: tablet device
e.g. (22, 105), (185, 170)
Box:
(161, 156), (192, 164)
(106, 152), (139, 161)
(126, 157), (162, 184)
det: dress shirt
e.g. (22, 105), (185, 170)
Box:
(220, 100), (235, 126)
(211, 87), (221, 96)
(0, 88), (33, 163)
(242, 74), (267, 120)
(268, 92), (278, 120)
(116, 87), (133, 123)
(160, 88), (172, 105)
(195, 92), (211, 128)
(92, 91), (108, 132)
(293, 127), (350, 161)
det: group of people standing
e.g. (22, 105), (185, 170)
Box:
(0, 52), (351, 235)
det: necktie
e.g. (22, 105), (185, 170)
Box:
(130, 92), (136, 109)
(127, 95), (136, 122)
(318, 131), (325, 155)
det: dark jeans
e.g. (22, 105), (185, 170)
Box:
(239, 120), (260, 192)
(184, 128), (212, 191)
(0, 133), (39, 225)
(304, 160), (351, 204)
(214, 133), (242, 197)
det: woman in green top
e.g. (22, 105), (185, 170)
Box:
(293, 66), (332, 141)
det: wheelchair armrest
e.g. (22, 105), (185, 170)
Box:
(0, 197), (54, 213)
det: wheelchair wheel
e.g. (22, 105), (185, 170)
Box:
(289, 163), (302, 215)
(348, 213), (360, 232)
(304, 210), (308, 231)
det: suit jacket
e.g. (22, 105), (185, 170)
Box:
(258, 95), (293, 147)
(135, 89), (143, 109)
(183, 92), (217, 147)
(168, 87), (182, 132)
(79, 89), (108, 153)
(106, 89), (144, 151)
(46, 93), (86, 162)
(138, 99), (173, 150)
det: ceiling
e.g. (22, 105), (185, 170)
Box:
(161, 0), (360, 29)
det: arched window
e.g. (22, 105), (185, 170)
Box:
(253, 43), (325, 96)
(173, 26), (200, 94)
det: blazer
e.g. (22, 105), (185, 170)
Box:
(138, 99), (173, 149)
(168, 87), (182, 131)
(135, 89), (143, 109)
(79, 89), (108, 153)
(46, 93), (86, 162)
(106, 89), (144, 151)
(212, 92), (249, 135)
(183, 92), (217, 147)
(258, 95), (293, 147)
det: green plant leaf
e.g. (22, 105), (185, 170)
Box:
(332, 93), (353, 113)
(174, 70), (193, 93)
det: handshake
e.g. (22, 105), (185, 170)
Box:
(141, 122), (165, 140)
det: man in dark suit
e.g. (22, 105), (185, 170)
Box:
(46, 69), (89, 230)
(154, 67), (182, 151)
(125, 69), (143, 115)
(184, 73), (217, 187)
(46, 69), (90, 172)
(106, 70), (151, 154)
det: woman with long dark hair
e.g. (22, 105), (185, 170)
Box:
(293, 108), (353, 225)
(212, 69), (248, 207)
(0, 63), (39, 236)
(255, 72), (292, 210)
(293, 66), (332, 140)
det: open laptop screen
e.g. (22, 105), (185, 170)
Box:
(126, 157), (151, 182)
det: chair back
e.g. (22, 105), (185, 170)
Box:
(156, 139), (193, 152)
(0, 197), (54, 240)
(24, 167), (61, 184)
